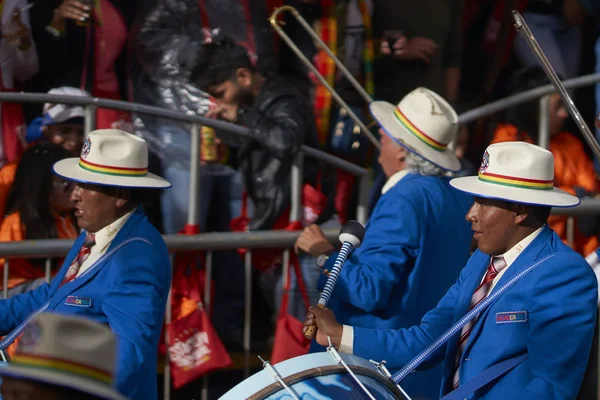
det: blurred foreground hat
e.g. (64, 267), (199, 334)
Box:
(0, 313), (128, 400)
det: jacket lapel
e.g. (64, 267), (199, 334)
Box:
(49, 209), (146, 306)
(444, 255), (489, 362)
(461, 226), (553, 355)
(455, 255), (490, 322)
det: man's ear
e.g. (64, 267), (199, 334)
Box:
(113, 188), (130, 209)
(235, 68), (252, 88)
(396, 146), (407, 163)
(514, 204), (529, 225)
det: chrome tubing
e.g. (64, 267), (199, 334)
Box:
(513, 11), (600, 161)
(269, 6), (380, 150)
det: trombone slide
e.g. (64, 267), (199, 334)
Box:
(269, 6), (381, 150)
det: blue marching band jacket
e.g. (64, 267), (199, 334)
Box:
(314, 173), (474, 399)
(0, 208), (171, 400)
(352, 226), (597, 399)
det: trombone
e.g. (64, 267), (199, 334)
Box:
(513, 10), (600, 161)
(269, 6), (381, 150)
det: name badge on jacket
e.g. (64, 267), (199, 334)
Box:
(496, 311), (528, 324)
(65, 296), (93, 308)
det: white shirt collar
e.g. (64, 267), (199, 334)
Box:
(90, 209), (135, 252)
(381, 169), (410, 194)
(499, 225), (545, 268)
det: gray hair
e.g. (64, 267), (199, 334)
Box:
(405, 151), (448, 177)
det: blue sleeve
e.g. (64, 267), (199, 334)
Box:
(351, 261), (475, 369)
(0, 234), (82, 336)
(328, 193), (420, 312)
(0, 283), (51, 335)
(25, 117), (44, 144)
(519, 255), (597, 399)
(102, 244), (170, 399)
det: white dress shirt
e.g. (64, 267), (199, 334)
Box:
(76, 210), (134, 277)
(338, 226), (545, 354)
(381, 169), (410, 195)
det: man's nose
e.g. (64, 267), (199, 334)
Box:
(70, 185), (82, 202)
(465, 204), (477, 222)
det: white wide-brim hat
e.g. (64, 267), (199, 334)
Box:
(450, 141), (579, 208)
(0, 313), (128, 400)
(54, 129), (171, 189)
(369, 87), (461, 171)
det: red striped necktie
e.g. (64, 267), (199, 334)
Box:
(59, 232), (96, 287)
(452, 256), (507, 389)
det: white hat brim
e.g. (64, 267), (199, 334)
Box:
(0, 364), (127, 400)
(369, 101), (461, 172)
(450, 176), (580, 208)
(53, 158), (171, 189)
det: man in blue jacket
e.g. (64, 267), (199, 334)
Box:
(0, 129), (172, 400)
(304, 141), (598, 399)
(295, 87), (474, 398)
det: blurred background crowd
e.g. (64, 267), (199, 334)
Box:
(1, 0), (600, 398)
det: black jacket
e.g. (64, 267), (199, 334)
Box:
(237, 76), (320, 230)
(24, 0), (136, 121)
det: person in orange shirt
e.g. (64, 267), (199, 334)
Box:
(490, 66), (598, 255)
(0, 87), (87, 219)
(0, 143), (77, 298)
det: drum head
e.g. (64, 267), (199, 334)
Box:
(220, 352), (406, 400)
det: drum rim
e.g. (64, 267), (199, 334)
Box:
(248, 364), (405, 399)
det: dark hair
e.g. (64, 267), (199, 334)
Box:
(505, 66), (564, 140)
(190, 35), (256, 90)
(528, 205), (553, 225)
(5, 143), (72, 239)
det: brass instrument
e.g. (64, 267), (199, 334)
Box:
(513, 11), (600, 160)
(269, 6), (381, 150)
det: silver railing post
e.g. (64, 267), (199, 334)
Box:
(201, 251), (214, 400)
(566, 217), (575, 249)
(84, 105), (96, 137)
(537, 95), (550, 149)
(290, 153), (304, 223)
(356, 175), (370, 224)
(45, 258), (52, 283)
(244, 250), (253, 378)
(188, 124), (201, 228)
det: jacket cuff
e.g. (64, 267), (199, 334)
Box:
(339, 325), (354, 354)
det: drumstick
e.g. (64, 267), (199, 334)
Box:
(305, 220), (365, 340)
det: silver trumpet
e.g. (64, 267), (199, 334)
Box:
(512, 10), (600, 161)
(269, 6), (381, 150)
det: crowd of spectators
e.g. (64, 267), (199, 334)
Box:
(0, 0), (599, 398)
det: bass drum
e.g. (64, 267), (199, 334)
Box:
(220, 352), (405, 399)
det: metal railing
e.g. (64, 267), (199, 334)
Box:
(459, 72), (600, 248)
(2, 72), (600, 398)
(0, 91), (370, 399)
(0, 91), (370, 228)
